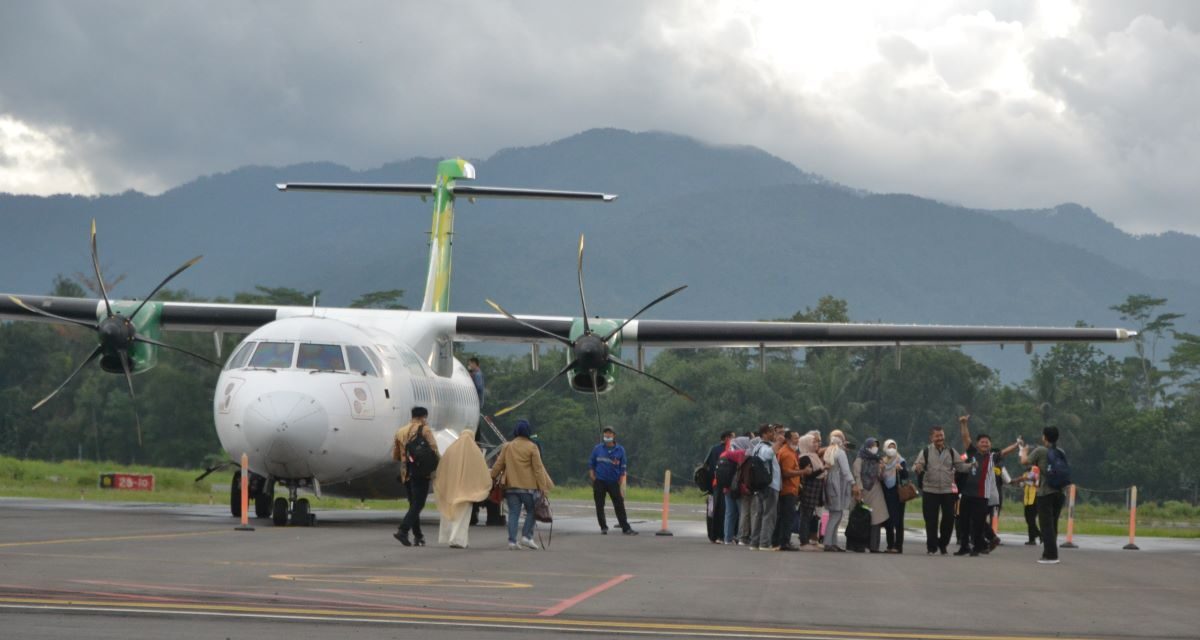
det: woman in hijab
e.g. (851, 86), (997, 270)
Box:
(434, 430), (493, 549)
(851, 437), (889, 552)
(880, 439), (909, 553)
(720, 436), (752, 545)
(796, 431), (825, 549)
(822, 429), (853, 551)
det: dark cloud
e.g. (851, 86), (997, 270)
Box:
(0, 1), (1197, 235)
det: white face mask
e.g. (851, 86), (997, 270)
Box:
(868, 446), (879, 455)
(886, 447), (897, 457)
(603, 436), (614, 444)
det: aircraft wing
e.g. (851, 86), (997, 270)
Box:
(452, 313), (1135, 348)
(0, 295), (283, 333)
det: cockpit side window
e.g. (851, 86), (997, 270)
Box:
(249, 342), (295, 368)
(364, 346), (385, 375)
(346, 346), (378, 377)
(297, 343), (346, 371)
(224, 341), (255, 371)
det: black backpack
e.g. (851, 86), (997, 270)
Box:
(694, 463), (714, 493)
(747, 447), (773, 493)
(714, 456), (738, 491)
(1045, 446), (1072, 490)
(406, 424), (439, 479)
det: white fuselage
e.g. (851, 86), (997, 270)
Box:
(213, 310), (479, 497)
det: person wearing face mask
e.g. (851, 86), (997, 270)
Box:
(822, 429), (853, 552)
(795, 431), (825, 549)
(589, 427), (637, 535)
(880, 439), (909, 553)
(851, 437), (889, 552)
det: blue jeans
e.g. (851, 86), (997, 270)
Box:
(722, 492), (740, 543)
(505, 490), (538, 543)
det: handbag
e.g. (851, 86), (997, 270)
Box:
(898, 481), (919, 503)
(489, 473), (505, 504)
(534, 493), (553, 523)
(534, 493), (553, 550)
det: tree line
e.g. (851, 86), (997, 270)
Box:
(2, 279), (1197, 504)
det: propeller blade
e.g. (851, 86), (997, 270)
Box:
(494, 358), (579, 417)
(589, 369), (603, 430)
(118, 349), (143, 446)
(31, 345), (104, 411)
(485, 299), (572, 345)
(608, 356), (693, 402)
(134, 335), (221, 367)
(90, 219), (113, 318)
(577, 234), (590, 334)
(602, 285), (688, 343)
(7, 295), (99, 331)
(130, 255), (203, 321)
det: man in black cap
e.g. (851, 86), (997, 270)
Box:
(392, 406), (440, 546)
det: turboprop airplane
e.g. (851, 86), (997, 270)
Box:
(0, 158), (1136, 526)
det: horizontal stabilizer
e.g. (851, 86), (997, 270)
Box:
(450, 185), (616, 202)
(276, 183), (435, 195)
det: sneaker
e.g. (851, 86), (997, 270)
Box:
(520, 536), (540, 550)
(508, 542), (519, 550)
(1025, 540), (1037, 546)
(954, 548), (971, 556)
(779, 544), (800, 552)
(622, 529), (639, 536)
(989, 538), (1000, 551)
(600, 528), (608, 535)
(939, 546), (948, 555)
(969, 551), (979, 557)
(749, 545), (760, 551)
(761, 545), (780, 551)
(393, 530), (412, 547)
(414, 536), (426, 547)
(927, 549), (938, 555)
(1037, 558), (1060, 564)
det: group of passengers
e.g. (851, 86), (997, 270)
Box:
(392, 406), (553, 551)
(701, 417), (1069, 563)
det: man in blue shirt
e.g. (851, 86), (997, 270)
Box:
(589, 427), (637, 535)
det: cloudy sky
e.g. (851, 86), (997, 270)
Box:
(1, 1), (1197, 234)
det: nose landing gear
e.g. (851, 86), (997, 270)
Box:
(270, 481), (316, 527)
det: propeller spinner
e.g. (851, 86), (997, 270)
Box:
(8, 220), (219, 444)
(487, 234), (692, 427)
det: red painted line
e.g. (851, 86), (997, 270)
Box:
(537, 574), (633, 617)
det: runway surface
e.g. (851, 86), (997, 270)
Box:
(0, 497), (1196, 639)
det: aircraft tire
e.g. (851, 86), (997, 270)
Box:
(292, 498), (311, 527)
(229, 471), (242, 518)
(254, 487), (273, 519)
(272, 497), (289, 526)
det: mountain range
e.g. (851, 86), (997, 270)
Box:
(2, 128), (1195, 379)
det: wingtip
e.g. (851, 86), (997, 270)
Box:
(275, 183), (288, 191)
(602, 194), (618, 202)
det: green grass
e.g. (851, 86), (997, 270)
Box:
(2, 456), (1198, 537)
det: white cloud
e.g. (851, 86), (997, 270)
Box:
(0, 115), (98, 195)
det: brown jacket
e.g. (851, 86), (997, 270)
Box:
(490, 437), (554, 494)
(393, 419), (440, 483)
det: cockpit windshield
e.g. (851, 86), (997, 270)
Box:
(297, 343), (346, 371)
(224, 341), (255, 371)
(249, 342), (295, 368)
(345, 346), (378, 376)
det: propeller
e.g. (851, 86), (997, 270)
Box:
(488, 234), (692, 427)
(12, 219), (219, 445)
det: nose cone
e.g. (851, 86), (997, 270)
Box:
(244, 391), (328, 478)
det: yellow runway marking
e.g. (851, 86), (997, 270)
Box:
(0, 596), (1100, 640)
(270, 574), (531, 589)
(0, 529), (230, 548)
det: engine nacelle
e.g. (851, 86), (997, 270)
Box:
(96, 300), (162, 375)
(567, 317), (622, 393)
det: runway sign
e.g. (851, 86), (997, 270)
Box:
(98, 473), (155, 491)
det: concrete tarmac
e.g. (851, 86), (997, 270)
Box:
(0, 497), (1196, 639)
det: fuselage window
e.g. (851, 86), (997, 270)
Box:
(224, 341), (255, 371)
(249, 342), (295, 368)
(346, 346), (378, 377)
(297, 343), (346, 371)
